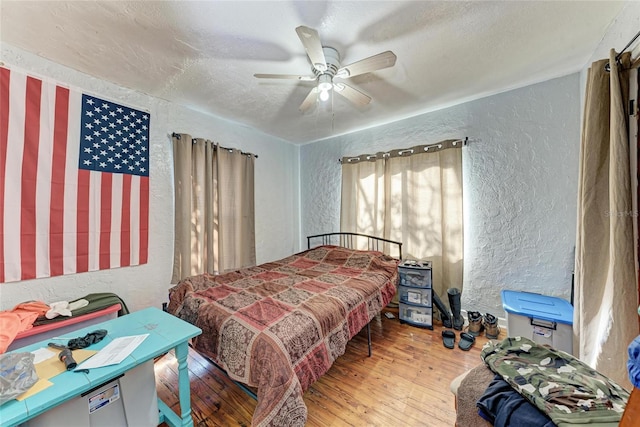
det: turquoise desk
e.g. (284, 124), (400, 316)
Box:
(0, 307), (202, 427)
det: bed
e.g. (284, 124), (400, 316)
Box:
(167, 232), (402, 427)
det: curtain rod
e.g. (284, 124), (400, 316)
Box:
(338, 137), (468, 164)
(605, 29), (640, 72)
(172, 132), (258, 158)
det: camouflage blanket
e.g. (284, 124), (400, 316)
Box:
(481, 337), (629, 426)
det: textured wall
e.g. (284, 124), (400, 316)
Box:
(301, 74), (581, 317)
(0, 43), (300, 311)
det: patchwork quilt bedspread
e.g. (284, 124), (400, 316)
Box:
(167, 245), (399, 427)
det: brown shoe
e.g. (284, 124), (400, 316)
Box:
(483, 313), (500, 339)
(467, 311), (483, 336)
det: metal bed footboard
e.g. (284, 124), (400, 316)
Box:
(307, 232), (402, 357)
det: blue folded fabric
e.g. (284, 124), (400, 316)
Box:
(628, 335), (640, 388)
(477, 375), (556, 427)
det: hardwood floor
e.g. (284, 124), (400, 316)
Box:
(155, 308), (498, 426)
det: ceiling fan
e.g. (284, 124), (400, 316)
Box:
(254, 26), (397, 112)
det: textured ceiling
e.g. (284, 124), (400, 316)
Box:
(0, 1), (627, 144)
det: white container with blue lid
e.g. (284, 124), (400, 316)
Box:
(501, 290), (574, 354)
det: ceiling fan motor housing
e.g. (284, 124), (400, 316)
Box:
(314, 47), (341, 77)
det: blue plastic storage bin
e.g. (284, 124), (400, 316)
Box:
(501, 290), (574, 354)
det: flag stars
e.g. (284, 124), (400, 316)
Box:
(80, 95), (149, 177)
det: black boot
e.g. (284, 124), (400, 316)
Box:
(432, 291), (453, 328)
(447, 288), (464, 330)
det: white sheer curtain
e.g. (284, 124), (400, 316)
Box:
(171, 134), (255, 283)
(340, 140), (464, 298)
(574, 51), (637, 389)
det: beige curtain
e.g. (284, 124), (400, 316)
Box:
(340, 156), (388, 242)
(574, 50), (637, 389)
(172, 134), (256, 283)
(340, 141), (463, 299)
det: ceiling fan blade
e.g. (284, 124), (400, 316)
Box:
(333, 83), (371, 106)
(295, 26), (327, 72)
(336, 51), (397, 78)
(254, 73), (316, 81)
(299, 87), (319, 112)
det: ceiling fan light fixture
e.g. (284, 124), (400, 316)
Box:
(317, 74), (332, 92)
(319, 89), (330, 102)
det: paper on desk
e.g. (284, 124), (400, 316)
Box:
(77, 334), (149, 370)
(31, 347), (56, 364)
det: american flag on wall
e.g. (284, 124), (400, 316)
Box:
(0, 67), (149, 283)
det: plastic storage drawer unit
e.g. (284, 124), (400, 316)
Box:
(397, 260), (433, 329)
(501, 290), (574, 355)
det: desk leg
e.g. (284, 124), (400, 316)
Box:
(176, 342), (194, 427)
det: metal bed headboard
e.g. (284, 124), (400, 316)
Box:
(307, 232), (402, 260)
